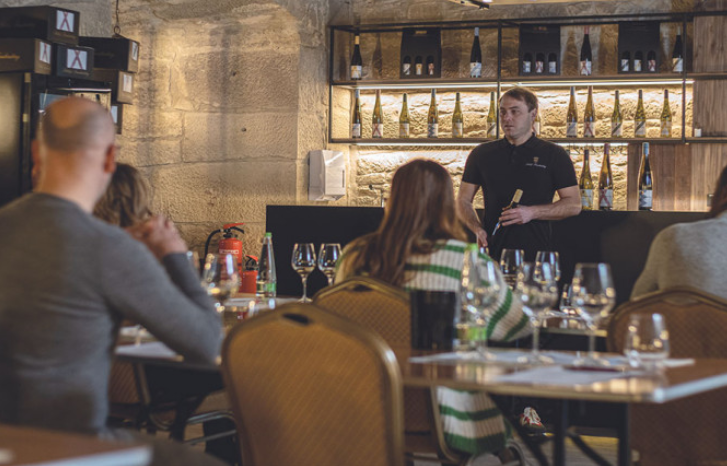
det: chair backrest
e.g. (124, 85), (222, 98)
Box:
(222, 303), (404, 466)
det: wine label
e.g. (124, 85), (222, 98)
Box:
(522, 60), (531, 74)
(634, 60), (642, 72)
(634, 121), (646, 137)
(580, 189), (593, 209)
(487, 123), (497, 138)
(583, 122), (595, 138)
(453, 122), (464, 138)
(415, 63), (423, 75)
(548, 60), (557, 74)
(673, 58), (683, 73)
(580, 59), (592, 76)
(639, 189), (653, 209)
(599, 188), (613, 210)
(399, 123), (410, 138)
(372, 123), (384, 138)
(534, 121), (541, 136)
(428, 63), (435, 76)
(620, 59), (629, 72)
(427, 123), (438, 138)
(648, 59), (657, 72)
(470, 62), (482, 78)
(535, 60), (544, 73)
(661, 121), (672, 137)
(352, 123), (361, 138)
(351, 65), (362, 80)
(567, 121), (578, 138)
(611, 122), (622, 137)
(403, 63), (411, 76)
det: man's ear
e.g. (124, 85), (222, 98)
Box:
(103, 143), (117, 174)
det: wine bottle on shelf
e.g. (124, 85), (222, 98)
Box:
(352, 89), (362, 139)
(672, 27), (684, 73)
(579, 149), (594, 210)
(634, 50), (643, 72)
(427, 89), (439, 138)
(523, 52), (532, 74)
(491, 189), (523, 237)
(660, 89), (672, 138)
(372, 89), (384, 138)
(580, 26), (593, 76)
(611, 90), (623, 138)
(647, 50), (657, 72)
(583, 86), (596, 138)
(638, 142), (653, 211)
(548, 53), (557, 74)
(534, 113), (542, 136)
(487, 92), (497, 138)
(598, 143), (614, 211)
(351, 34), (363, 80)
(535, 53), (545, 74)
(399, 93), (410, 138)
(452, 92), (464, 138)
(620, 51), (630, 72)
(634, 89), (646, 138)
(566, 86), (578, 138)
(470, 27), (482, 78)
(415, 56), (423, 76)
(402, 55), (412, 76)
(427, 56), (435, 76)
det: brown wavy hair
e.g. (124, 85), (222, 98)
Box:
(93, 163), (152, 228)
(346, 159), (466, 287)
(707, 164), (727, 219)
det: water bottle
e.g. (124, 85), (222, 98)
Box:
(256, 232), (277, 297)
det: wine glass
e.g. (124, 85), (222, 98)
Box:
(201, 253), (240, 310)
(499, 248), (524, 290)
(516, 262), (559, 364)
(318, 243), (341, 286)
(571, 263), (616, 366)
(625, 313), (670, 371)
(291, 243), (316, 302)
(460, 248), (503, 360)
(535, 250), (561, 283)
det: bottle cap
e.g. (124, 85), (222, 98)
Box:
(474, 27), (480, 35)
(264, 232), (272, 238)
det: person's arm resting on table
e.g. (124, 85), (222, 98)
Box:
(499, 185), (581, 226)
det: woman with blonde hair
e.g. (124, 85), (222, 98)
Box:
(337, 159), (531, 461)
(94, 163), (152, 228)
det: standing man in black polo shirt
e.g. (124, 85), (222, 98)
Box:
(458, 87), (581, 262)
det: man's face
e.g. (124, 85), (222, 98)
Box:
(499, 95), (536, 141)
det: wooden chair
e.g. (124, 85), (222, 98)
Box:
(221, 302), (405, 466)
(607, 286), (727, 466)
(313, 277), (468, 465)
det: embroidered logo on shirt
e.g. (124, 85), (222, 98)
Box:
(525, 156), (547, 169)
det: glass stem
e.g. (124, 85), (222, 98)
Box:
(588, 329), (597, 359)
(532, 318), (540, 356)
(327, 275), (334, 286)
(302, 275), (308, 300)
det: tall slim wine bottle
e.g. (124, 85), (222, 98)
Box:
(611, 90), (623, 137)
(427, 89), (439, 138)
(583, 86), (595, 138)
(535, 53), (545, 74)
(672, 27), (684, 72)
(566, 86), (578, 138)
(452, 92), (464, 138)
(470, 27), (482, 78)
(487, 92), (497, 138)
(351, 34), (362, 80)
(634, 50), (643, 72)
(372, 89), (383, 138)
(415, 56), (423, 76)
(402, 55), (412, 76)
(598, 143), (614, 211)
(620, 51), (630, 72)
(580, 26), (593, 76)
(352, 89), (362, 139)
(638, 142), (653, 210)
(534, 113), (542, 136)
(660, 89), (672, 138)
(523, 53), (533, 74)
(548, 53), (558, 74)
(647, 50), (657, 72)
(634, 89), (646, 137)
(399, 93), (410, 138)
(579, 149), (594, 210)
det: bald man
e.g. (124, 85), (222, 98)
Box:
(0, 98), (226, 466)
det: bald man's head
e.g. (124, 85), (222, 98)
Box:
(38, 97), (115, 153)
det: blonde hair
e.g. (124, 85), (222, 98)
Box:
(93, 163), (152, 227)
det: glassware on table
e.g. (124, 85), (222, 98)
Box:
(535, 250), (561, 283)
(459, 245), (503, 359)
(516, 262), (559, 364)
(499, 248), (524, 290)
(318, 243), (341, 286)
(625, 313), (670, 371)
(291, 243), (316, 302)
(201, 253), (240, 310)
(571, 262), (616, 366)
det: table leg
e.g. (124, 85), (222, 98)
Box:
(553, 400), (567, 466)
(617, 403), (631, 466)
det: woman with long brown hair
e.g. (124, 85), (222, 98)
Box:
(337, 159), (531, 460)
(93, 162), (152, 228)
(633, 163), (727, 299)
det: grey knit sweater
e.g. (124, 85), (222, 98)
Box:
(631, 211), (727, 300)
(0, 193), (221, 435)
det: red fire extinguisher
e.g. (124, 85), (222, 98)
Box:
(204, 223), (258, 294)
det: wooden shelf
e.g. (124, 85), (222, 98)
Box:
(331, 137), (686, 146)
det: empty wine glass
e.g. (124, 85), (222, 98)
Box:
(625, 313), (670, 371)
(516, 262), (559, 364)
(535, 250), (561, 283)
(571, 263), (616, 366)
(201, 253), (240, 310)
(291, 243), (316, 302)
(500, 248), (524, 290)
(318, 243), (342, 286)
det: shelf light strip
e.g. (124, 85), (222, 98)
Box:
(353, 141), (630, 148)
(351, 80), (692, 90)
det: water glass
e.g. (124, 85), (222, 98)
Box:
(201, 253), (240, 308)
(291, 243), (316, 302)
(460, 251), (502, 359)
(499, 248), (524, 290)
(318, 243), (342, 286)
(535, 250), (561, 282)
(625, 313), (670, 371)
(516, 262), (559, 364)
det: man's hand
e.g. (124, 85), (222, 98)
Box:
(475, 228), (488, 248)
(499, 205), (536, 226)
(127, 215), (187, 260)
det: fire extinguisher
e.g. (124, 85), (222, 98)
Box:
(204, 223), (258, 294)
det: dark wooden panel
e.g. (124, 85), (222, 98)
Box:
(674, 144), (693, 211)
(694, 8), (727, 72)
(693, 81), (727, 137)
(652, 144), (676, 211)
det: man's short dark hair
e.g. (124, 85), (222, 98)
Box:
(500, 87), (538, 112)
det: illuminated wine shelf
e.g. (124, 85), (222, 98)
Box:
(331, 137), (691, 147)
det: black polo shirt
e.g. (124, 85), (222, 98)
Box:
(462, 134), (577, 260)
